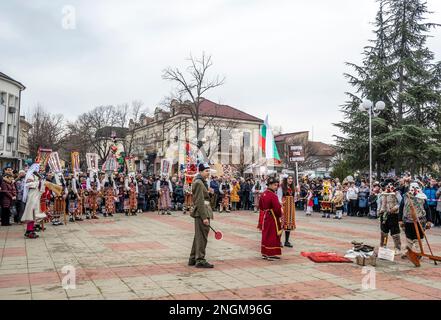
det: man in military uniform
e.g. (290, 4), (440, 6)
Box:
(188, 163), (214, 268)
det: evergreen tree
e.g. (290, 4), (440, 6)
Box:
(382, 0), (441, 174)
(335, 0), (441, 176)
(334, 0), (395, 176)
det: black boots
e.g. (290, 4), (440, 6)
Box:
(195, 261), (214, 268)
(188, 259), (196, 266)
(1, 211), (11, 226)
(24, 230), (39, 239)
(284, 231), (293, 247)
(34, 224), (46, 231)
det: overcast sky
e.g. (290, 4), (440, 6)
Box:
(2, 0), (441, 144)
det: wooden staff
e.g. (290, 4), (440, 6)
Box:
(63, 199), (67, 225)
(406, 193), (441, 267)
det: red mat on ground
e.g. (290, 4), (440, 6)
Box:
(301, 252), (352, 263)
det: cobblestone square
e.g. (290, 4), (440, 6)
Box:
(1, 210), (440, 300)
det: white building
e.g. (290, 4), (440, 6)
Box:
(18, 116), (32, 168)
(128, 98), (264, 175)
(0, 72), (26, 170)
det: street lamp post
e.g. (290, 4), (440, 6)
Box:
(358, 99), (385, 191)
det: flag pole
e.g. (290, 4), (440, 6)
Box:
(295, 162), (299, 188)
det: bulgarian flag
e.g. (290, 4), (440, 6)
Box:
(259, 118), (267, 154)
(260, 115), (281, 164)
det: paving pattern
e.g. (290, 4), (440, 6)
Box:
(1, 210), (441, 300)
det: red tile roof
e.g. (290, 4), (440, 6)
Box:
(307, 141), (337, 157)
(274, 132), (336, 157)
(197, 99), (263, 123)
(274, 131), (309, 142)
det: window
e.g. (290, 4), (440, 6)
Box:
(7, 112), (13, 125)
(0, 92), (6, 106)
(218, 129), (231, 152)
(8, 95), (14, 107)
(0, 105), (5, 123)
(243, 132), (251, 148)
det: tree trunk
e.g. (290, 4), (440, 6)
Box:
(376, 160), (381, 182)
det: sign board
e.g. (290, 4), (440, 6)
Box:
(71, 151), (80, 173)
(161, 159), (172, 177)
(86, 153), (100, 172)
(288, 145), (305, 163)
(378, 247), (395, 262)
(125, 156), (136, 173)
(48, 152), (62, 173)
(36, 148), (52, 172)
(213, 163), (224, 176)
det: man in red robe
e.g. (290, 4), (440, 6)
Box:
(259, 177), (283, 260)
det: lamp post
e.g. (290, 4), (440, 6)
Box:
(358, 99), (385, 191)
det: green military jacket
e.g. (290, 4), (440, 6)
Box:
(191, 175), (214, 220)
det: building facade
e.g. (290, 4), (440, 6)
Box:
(0, 72), (26, 170)
(128, 98), (264, 175)
(18, 116), (32, 168)
(275, 131), (337, 178)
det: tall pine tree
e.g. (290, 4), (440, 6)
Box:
(382, 0), (441, 174)
(335, 0), (441, 177)
(335, 0), (395, 177)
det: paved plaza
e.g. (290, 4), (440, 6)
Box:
(0, 210), (441, 300)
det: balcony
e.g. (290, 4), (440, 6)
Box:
(8, 107), (17, 114)
(7, 136), (15, 144)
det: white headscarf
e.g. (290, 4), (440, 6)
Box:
(23, 163), (40, 203)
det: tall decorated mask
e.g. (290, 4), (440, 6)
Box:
(385, 183), (395, 193)
(409, 182), (427, 200)
(409, 182), (420, 195)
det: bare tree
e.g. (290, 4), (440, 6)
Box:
(150, 105), (240, 164)
(296, 142), (335, 174)
(28, 105), (66, 160)
(272, 125), (283, 136)
(115, 103), (129, 128)
(162, 52), (225, 156)
(122, 100), (148, 156)
(70, 105), (126, 163)
(62, 122), (93, 171)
